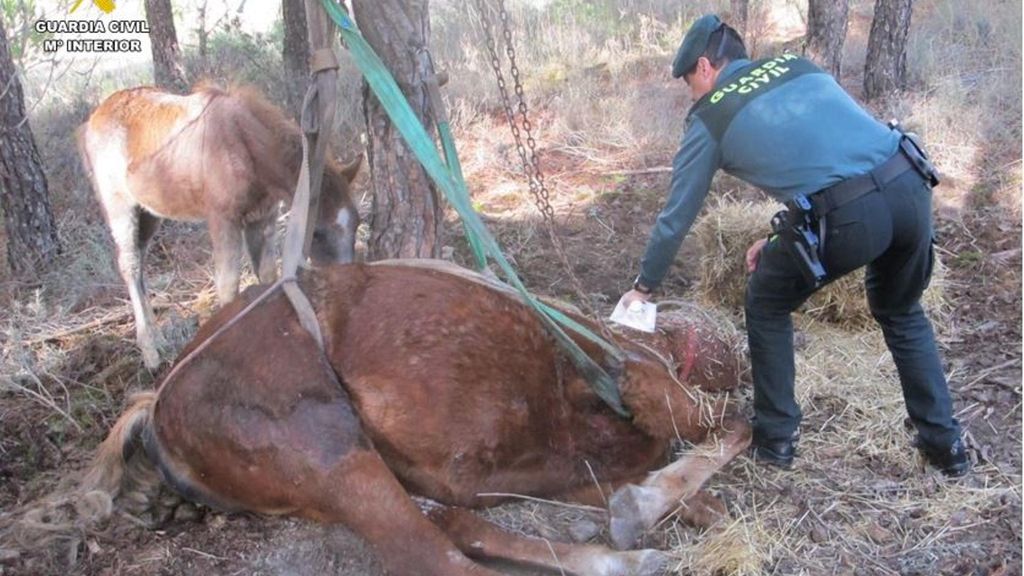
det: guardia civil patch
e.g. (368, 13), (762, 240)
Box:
(688, 55), (825, 141)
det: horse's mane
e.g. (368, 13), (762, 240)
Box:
(191, 81), (303, 170)
(196, 81), (353, 188)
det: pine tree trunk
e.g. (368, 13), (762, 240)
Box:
(0, 20), (61, 275)
(806, 0), (849, 78)
(283, 0), (309, 119)
(863, 0), (913, 99)
(353, 0), (442, 260)
(144, 0), (188, 93)
(730, 0), (749, 35)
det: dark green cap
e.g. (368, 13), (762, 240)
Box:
(672, 14), (723, 79)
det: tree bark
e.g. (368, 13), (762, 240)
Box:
(144, 0), (188, 93)
(806, 0), (849, 78)
(283, 0), (309, 119)
(353, 0), (442, 260)
(0, 19), (61, 274)
(730, 0), (749, 35)
(863, 0), (913, 100)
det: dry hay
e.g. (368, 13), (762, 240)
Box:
(691, 199), (951, 331)
(661, 323), (1018, 575)
(669, 509), (765, 576)
(690, 200), (777, 312)
(802, 255), (950, 332)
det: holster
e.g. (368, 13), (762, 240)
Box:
(771, 195), (827, 288)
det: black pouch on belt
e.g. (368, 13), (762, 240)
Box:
(771, 195), (827, 287)
(888, 120), (941, 187)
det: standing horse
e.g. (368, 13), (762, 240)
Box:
(77, 260), (751, 576)
(78, 84), (360, 370)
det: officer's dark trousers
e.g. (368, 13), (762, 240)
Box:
(745, 168), (961, 450)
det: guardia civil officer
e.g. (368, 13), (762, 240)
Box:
(619, 15), (969, 476)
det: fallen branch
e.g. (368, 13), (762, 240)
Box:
(600, 166), (672, 176)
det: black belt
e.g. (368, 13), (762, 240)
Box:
(806, 152), (915, 217)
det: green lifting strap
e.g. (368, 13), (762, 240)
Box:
(436, 122), (487, 270)
(319, 0), (630, 417)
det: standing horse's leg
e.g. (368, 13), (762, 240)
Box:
(336, 202), (358, 263)
(425, 506), (670, 576)
(243, 213), (278, 284)
(106, 201), (162, 370)
(608, 419), (751, 550)
(208, 217), (244, 304)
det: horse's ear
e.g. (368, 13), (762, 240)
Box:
(340, 156), (362, 183)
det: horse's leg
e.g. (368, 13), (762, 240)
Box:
(208, 217), (244, 304)
(426, 506), (670, 576)
(106, 200), (161, 370)
(337, 202), (358, 263)
(558, 477), (726, 532)
(135, 211), (167, 351)
(608, 419), (751, 550)
(243, 213), (277, 284)
(308, 450), (502, 576)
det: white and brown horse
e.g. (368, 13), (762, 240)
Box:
(78, 260), (751, 576)
(78, 84), (360, 370)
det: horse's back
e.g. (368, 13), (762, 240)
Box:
(85, 87), (215, 161)
(81, 85), (285, 221)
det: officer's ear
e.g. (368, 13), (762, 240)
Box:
(684, 57), (710, 86)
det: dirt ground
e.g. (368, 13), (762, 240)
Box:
(1, 46), (1021, 576)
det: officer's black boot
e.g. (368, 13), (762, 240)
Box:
(914, 436), (970, 477)
(751, 429), (800, 469)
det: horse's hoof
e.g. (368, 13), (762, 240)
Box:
(633, 549), (671, 576)
(609, 484), (658, 550)
(596, 549), (671, 576)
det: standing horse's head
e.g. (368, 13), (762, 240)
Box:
(311, 156), (362, 264)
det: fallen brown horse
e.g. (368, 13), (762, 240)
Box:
(82, 260), (751, 575)
(78, 84), (361, 370)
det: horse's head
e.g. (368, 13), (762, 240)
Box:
(623, 306), (747, 394)
(311, 156), (362, 264)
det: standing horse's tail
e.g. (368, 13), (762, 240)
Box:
(0, 393), (167, 566)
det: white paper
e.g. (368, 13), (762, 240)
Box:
(609, 297), (657, 333)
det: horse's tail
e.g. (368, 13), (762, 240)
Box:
(79, 392), (158, 498)
(0, 393), (166, 563)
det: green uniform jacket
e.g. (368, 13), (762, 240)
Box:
(638, 55), (901, 289)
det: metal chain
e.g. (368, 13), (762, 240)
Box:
(472, 0), (613, 335)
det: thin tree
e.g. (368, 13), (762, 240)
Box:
(282, 0), (309, 119)
(144, 0), (188, 92)
(352, 0), (442, 260)
(806, 0), (849, 78)
(863, 0), (913, 99)
(0, 19), (61, 274)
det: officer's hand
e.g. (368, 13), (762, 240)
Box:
(746, 238), (768, 273)
(621, 289), (652, 307)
